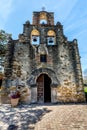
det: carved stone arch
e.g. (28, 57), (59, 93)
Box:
(27, 68), (60, 87)
(39, 12), (47, 20)
(30, 27), (41, 35)
(47, 30), (56, 36)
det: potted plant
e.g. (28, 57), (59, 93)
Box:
(9, 86), (20, 107)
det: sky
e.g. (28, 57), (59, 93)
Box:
(0, 0), (87, 74)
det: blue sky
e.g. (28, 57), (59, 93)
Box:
(0, 0), (87, 73)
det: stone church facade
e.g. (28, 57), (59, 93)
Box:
(1, 10), (85, 103)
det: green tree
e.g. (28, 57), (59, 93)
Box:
(0, 30), (11, 55)
(0, 30), (12, 75)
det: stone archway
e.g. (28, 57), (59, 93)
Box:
(27, 68), (60, 87)
(37, 74), (51, 103)
(27, 68), (60, 103)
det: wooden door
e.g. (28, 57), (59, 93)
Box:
(37, 74), (44, 102)
(37, 74), (51, 103)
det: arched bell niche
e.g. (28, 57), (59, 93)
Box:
(47, 30), (56, 45)
(39, 12), (47, 24)
(31, 29), (40, 45)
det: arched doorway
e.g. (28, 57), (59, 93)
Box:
(37, 74), (51, 103)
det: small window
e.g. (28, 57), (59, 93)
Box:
(40, 55), (47, 62)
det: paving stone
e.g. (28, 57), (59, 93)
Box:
(0, 104), (87, 130)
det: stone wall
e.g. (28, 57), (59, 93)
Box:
(2, 39), (84, 103)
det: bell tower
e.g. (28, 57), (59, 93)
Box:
(32, 9), (54, 25)
(23, 9), (63, 45)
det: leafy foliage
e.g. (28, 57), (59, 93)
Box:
(0, 30), (12, 55)
(0, 30), (11, 43)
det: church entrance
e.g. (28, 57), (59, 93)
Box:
(37, 74), (51, 103)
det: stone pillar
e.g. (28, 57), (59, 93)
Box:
(1, 40), (15, 104)
(51, 87), (57, 103)
(73, 40), (83, 88)
(47, 13), (54, 25)
(4, 41), (14, 79)
(73, 39), (85, 101)
(56, 23), (63, 45)
(31, 87), (37, 103)
(40, 27), (45, 44)
(32, 12), (39, 25)
(23, 21), (30, 39)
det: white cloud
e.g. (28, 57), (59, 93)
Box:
(55, 0), (79, 21)
(0, 0), (13, 28)
(75, 30), (87, 38)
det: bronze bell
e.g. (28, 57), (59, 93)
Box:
(33, 37), (37, 42)
(49, 38), (53, 43)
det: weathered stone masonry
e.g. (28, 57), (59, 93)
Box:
(1, 10), (85, 103)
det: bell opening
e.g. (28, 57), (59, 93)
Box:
(49, 38), (53, 43)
